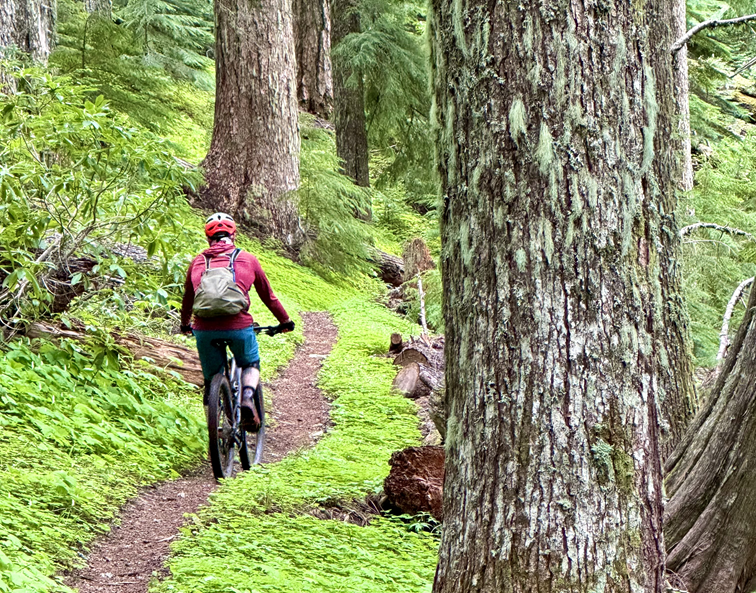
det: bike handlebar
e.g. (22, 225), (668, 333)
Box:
(253, 324), (284, 336)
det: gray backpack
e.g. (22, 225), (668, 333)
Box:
(192, 249), (248, 318)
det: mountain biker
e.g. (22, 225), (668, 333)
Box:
(180, 213), (294, 430)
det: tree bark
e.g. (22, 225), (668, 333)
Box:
(673, 0), (693, 191)
(330, 0), (370, 189)
(429, 0), (694, 590)
(0, 0), (56, 63)
(664, 283), (756, 593)
(203, 0), (303, 249)
(293, 0), (332, 118)
(83, 0), (111, 19)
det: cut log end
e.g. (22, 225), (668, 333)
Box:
(393, 348), (429, 367)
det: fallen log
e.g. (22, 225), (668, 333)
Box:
(368, 248), (404, 287)
(393, 348), (429, 367)
(392, 362), (431, 399)
(25, 321), (204, 386)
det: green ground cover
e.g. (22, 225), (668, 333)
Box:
(0, 339), (205, 593)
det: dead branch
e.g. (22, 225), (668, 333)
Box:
(717, 276), (755, 364)
(679, 222), (756, 242)
(672, 13), (756, 53)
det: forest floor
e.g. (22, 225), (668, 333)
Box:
(64, 312), (337, 593)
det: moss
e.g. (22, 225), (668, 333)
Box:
(591, 439), (615, 486)
(515, 248), (527, 271)
(452, 0), (468, 57)
(554, 38), (567, 106)
(508, 97), (528, 147)
(641, 64), (658, 173)
(535, 122), (555, 174)
(611, 448), (635, 496)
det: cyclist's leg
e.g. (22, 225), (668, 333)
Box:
(226, 326), (261, 427)
(226, 326), (260, 390)
(193, 330), (228, 414)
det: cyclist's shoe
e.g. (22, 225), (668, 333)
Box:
(240, 388), (261, 432)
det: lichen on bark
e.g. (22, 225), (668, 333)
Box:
(429, 0), (695, 590)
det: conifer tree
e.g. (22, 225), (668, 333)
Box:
(203, 0), (302, 248)
(430, 0), (694, 590)
(331, 0), (370, 189)
(293, 0), (332, 118)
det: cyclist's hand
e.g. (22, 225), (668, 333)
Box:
(279, 320), (295, 333)
(180, 324), (193, 335)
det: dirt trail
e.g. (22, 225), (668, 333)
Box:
(65, 312), (337, 593)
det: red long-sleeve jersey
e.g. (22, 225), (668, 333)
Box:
(180, 242), (289, 331)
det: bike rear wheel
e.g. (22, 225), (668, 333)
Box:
(207, 373), (235, 479)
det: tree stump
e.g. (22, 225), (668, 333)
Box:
(402, 238), (435, 283)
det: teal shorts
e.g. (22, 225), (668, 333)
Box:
(193, 326), (260, 382)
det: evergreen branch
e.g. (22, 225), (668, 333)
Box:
(679, 221), (756, 242)
(717, 276), (755, 364)
(672, 13), (756, 54)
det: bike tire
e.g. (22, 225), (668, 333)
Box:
(207, 373), (235, 480)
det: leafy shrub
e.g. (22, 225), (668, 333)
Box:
(0, 68), (201, 322)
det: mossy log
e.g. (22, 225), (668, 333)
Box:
(25, 321), (204, 386)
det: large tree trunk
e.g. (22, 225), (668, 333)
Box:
(330, 0), (369, 190)
(664, 284), (756, 593)
(203, 0), (303, 249)
(293, 0), (332, 118)
(0, 0), (56, 62)
(429, 0), (694, 590)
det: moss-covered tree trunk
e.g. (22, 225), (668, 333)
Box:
(203, 0), (302, 249)
(0, 0), (56, 62)
(664, 283), (756, 592)
(293, 0), (332, 118)
(330, 0), (369, 190)
(429, 0), (694, 590)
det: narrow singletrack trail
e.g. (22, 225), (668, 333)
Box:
(65, 312), (337, 593)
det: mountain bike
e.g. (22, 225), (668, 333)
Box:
(206, 324), (282, 480)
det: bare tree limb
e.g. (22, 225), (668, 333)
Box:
(679, 221), (756, 242)
(672, 13), (756, 53)
(717, 276), (755, 364)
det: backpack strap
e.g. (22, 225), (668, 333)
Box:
(203, 254), (211, 271)
(227, 248), (241, 281)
